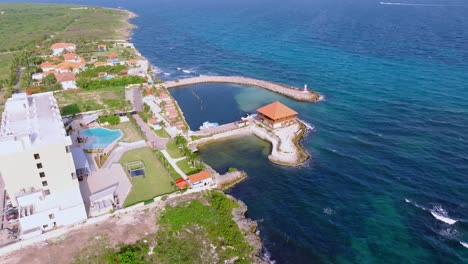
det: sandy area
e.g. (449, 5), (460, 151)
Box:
(0, 206), (160, 264)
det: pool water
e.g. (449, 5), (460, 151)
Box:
(79, 127), (123, 150)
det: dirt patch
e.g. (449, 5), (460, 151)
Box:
(0, 207), (159, 264)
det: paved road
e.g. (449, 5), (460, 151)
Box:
(132, 88), (143, 112)
(132, 114), (169, 150)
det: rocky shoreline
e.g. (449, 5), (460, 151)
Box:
(227, 194), (267, 264)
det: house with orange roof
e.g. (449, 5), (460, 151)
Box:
(108, 53), (119, 64)
(187, 170), (213, 186)
(147, 118), (161, 130)
(94, 61), (107, 67)
(55, 72), (77, 90)
(51, 42), (76, 56)
(55, 57), (87, 74)
(40, 61), (56, 72)
(256, 101), (298, 129)
(63, 53), (80, 62)
(97, 44), (107, 51)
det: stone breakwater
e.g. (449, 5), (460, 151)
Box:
(161, 76), (321, 102)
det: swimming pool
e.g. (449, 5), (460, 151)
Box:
(79, 127), (123, 150)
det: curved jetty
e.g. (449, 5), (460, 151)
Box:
(161, 76), (321, 102)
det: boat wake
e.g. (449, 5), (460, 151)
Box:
(405, 199), (458, 225)
(461, 242), (468, 248)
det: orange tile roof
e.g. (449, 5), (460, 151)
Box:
(51, 42), (76, 49)
(94, 61), (107, 67)
(55, 72), (76, 83)
(40, 62), (56, 69)
(256, 101), (298, 120)
(63, 53), (78, 61)
(108, 53), (119, 59)
(56, 57), (86, 71)
(175, 178), (189, 190)
(127, 59), (138, 65)
(148, 118), (158, 125)
(188, 170), (212, 183)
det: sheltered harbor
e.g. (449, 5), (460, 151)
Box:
(161, 75), (322, 102)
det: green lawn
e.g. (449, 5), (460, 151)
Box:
(165, 140), (185, 159)
(176, 159), (201, 175)
(0, 53), (15, 80)
(107, 121), (142, 143)
(0, 3), (128, 53)
(153, 127), (170, 138)
(120, 147), (176, 207)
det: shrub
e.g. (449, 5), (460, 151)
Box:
(228, 167), (238, 173)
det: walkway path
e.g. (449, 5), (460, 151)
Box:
(160, 149), (189, 182)
(132, 114), (169, 150)
(161, 75), (321, 102)
(102, 140), (146, 168)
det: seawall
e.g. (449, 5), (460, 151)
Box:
(161, 76), (321, 102)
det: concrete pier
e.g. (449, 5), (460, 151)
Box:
(160, 76), (321, 102)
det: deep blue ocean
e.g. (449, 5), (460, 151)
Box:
(6, 0), (468, 262)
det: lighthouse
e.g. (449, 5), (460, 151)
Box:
(303, 84), (308, 92)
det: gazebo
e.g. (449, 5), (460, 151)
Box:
(256, 101), (298, 129)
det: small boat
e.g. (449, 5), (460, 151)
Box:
(241, 113), (257, 121)
(199, 121), (219, 130)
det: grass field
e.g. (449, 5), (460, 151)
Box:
(0, 3), (129, 53)
(120, 147), (175, 207)
(54, 86), (129, 115)
(165, 140), (185, 159)
(107, 121), (142, 143)
(0, 53), (15, 80)
(176, 159), (201, 175)
(153, 127), (171, 138)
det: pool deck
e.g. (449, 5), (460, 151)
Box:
(160, 75), (322, 102)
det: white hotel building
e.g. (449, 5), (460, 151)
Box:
(0, 93), (86, 239)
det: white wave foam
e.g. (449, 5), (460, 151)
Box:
(323, 207), (335, 215)
(405, 198), (411, 203)
(431, 206), (457, 225)
(163, 72), (171, 76)
(460, 242), (468, 248)
(176, 67), (182, 71)
(261, 249), (276, 264)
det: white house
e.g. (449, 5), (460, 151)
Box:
(0, 93), (87, 239)
(187, 170), (213, 187)
(51, 42), (76, 56)
(55, 72), (77, 90)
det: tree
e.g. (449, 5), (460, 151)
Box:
(43, 74), (57, 86)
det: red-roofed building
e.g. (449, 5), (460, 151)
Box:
(147, 118), (161, 129)
(256, 101), (298, 129)
(55, 57), (87, 73)
(94, 61), (107, 67)
(175, 178), (190, 190)
(108, 54), (120, 64)
(54, 72), (77, 90)
(187, 170), (212, 186)
(40, 61), (56, 72)
(51, 42), (76, 56)
(63, 53), (80, 62)
(97, 44), (107, 51)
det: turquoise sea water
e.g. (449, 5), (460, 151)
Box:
(80, 127), (122, 149)
(6, 0), (468, 262)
